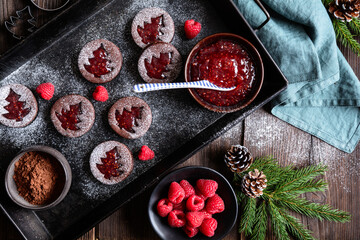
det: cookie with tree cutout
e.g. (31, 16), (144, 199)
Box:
(50, 94), (95, 138)
(131, 7), (175, 48)
(108, 96), (152, 139)
(138, 42), (182, 83)
(90, 141), (133, 185)
(0, 84), (38, 128)
(78, 39), (123, 83)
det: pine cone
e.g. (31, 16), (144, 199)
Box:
(224, 145), (253, 173)
(242, 169), (267, 198)
(328, 0), (360, 22)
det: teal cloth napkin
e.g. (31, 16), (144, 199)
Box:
(234, 0), (360, 153)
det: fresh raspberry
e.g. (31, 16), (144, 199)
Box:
(195, 187), (208, 200)
(173, 201), (186, 211)
(186, 211), (205, 228)
(157, 198), (173, 217)
(205, 194), (225, 214)
(199, 218), (218, 237)
(180, 180), (195, 199)
(168, 182), (185, 204)
(36, 83), (54, 100)
(168, 210), (186, 228)
(196, 179), (218, 198)
(200, 210), (212, 219)
(138, 145), (155, 161)
(184, 19), (201, 39)
(183, 225), (199, 238)
(186, 195), (205, 212)
(92, 85), (108, 102)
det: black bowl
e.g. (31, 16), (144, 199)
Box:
(148, 166), (238, 240)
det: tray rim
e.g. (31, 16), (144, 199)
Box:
(0, 0), (288, 239)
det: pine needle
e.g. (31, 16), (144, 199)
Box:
(278, 209), (315, 240)
(239, 197), (256, 235)
(249, 201), (268, 240)
(333, 18), (360, 56)
(348, 17), (360, 35)
(268, 200), (290, 240)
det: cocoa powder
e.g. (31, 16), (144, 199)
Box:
(13, 151), (65, 205)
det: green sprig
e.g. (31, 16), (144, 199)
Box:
(233, 156), (351, 240)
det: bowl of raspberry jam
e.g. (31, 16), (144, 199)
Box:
(185, 33), (264, 113)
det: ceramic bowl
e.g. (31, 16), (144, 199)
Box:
(5, 145), (72, 210)
(185, 33), (264, 113)
(148, 166), (238, 240)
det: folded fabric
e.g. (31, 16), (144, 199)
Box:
(234, 0), (360, 153)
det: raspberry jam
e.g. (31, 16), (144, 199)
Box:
(190, 39), (256, 107)
(145, 52), (172, 79)
(115, 107), (143, 133)
(2, 89), (31, 122)
(55, 103), (82, 131)
(84, 44), (112, 77)
(137, 15), (164, 44)
(96, 147), (123, 180)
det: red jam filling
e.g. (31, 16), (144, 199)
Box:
(190, 39), (256, 107)
(145, 52), (173, 79)
(137, 15), (164, 44)
(115, 107), (143, 133)
(96, 147), (123, 180)
(55, 103), (82, 131)
(84, 44), (112, 77)
(2, 89), (31, 122)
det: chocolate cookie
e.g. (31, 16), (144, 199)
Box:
(138, 42), (182, 83)
(90, 141), (133, 185)
(131, 7), (175, 48)
(78, 39), (123, 83)
(0, 84), (38, 128)
(108, 96), (152, 139)
(50, 94), (95, 138)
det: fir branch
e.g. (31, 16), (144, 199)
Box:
(280, 178), (327, 196)
(249, 201), (268, 240)
(333, 18), (360, 56)
(239, 196), (256, 235)
(278, 209), (315, 240)
(274, 194), (351, 223)
(268, 200), (290, 240)
(348, 17), (360, 35)
(322, 0), (333, 8)
(274, 165), (327, 195)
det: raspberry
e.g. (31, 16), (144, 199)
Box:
(206, 194), (225, 214)
(157, 198), (173, 217)
(180, 180), (195, 199)
(196, 179), (218, 198)
(184, 19), (201, 39)
(168, 210), (186, 228)
(186, 211), (205, 228)
(200, 210), (212, 219)
(138, 145), (155, 161)
(183, 225), (199, 238)
(199, 218), (218, 237)
(173, 201), (186, 211)
(36, 83), (54, 100)
(92, 85), (108, 102)
(186, 195), (205, 212)
(168, 182), (185, 204)
(195, 187), (208, 200)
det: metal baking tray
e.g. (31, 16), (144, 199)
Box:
(0, 0), (288, 239)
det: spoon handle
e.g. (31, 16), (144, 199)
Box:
(133, 80), (235, 93)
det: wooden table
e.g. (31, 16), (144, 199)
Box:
(1, 1), (360, 239)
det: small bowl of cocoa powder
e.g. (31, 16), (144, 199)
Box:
(5, 145), (72, 210)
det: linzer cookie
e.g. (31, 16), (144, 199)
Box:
(138, 43), (182, 83)
(90, 141), (133, 185)
(131, 7), (175, 48)
(0, 84), (38, 128)
(108, 96), (152, 139)
(78, 39), (123, 83)
(50, 94), (95, 138)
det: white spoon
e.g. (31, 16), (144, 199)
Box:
(133, 80), (236, 93)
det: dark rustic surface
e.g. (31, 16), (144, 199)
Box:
(1, 0), (359, 240)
